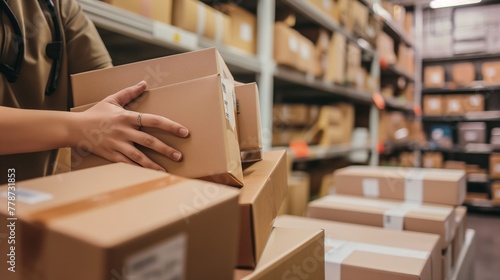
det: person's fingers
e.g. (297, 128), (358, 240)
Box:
(131, 112), (189, 138)
(106, 81), (148, 107)
(128, 130), (183, 162)
(115, 142), (166, 172)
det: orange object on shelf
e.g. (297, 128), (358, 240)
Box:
(373, 93), (386, 110)
(290, 140), (311, 158)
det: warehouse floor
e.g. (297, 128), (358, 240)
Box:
(467, 213), (500, 280)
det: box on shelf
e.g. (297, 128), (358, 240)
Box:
(307, 0), (339, 23)
(404, 12), (414, 38)
(458, 122), (486, 147)
(312, 103), (355, 146)
(71, 48), (243, 187)
(172, 0), (230, 44)
(491, 128), (500, 148)
(451, 63), (476, 87)
(273, 104), (320, 127)
(378, 32), (397, 65)
(287, 171), (311, 216)
(216, 4), (257, 54)
(0, 163), (239, 280)
(397, 44), (415, 77)
(462, 94), (484, 112)
(307, 194), (456, 249)
(452, 206), (467, 267)
(444, 160), (467, 171)
(346, 0), (369, 35)
(490, 154), (500, 178)
(102, 0), (172, 25)
(235, 83), (262, 162)
(275, 215), (442, 280)
(423, 152), (443, 168)
(444, 95), (465, 116)
(234, 227), (325, 280)
(399, 152), (417, 168)
(237, 150), (288, 268)
(492, 182), (500, 204)
(325, 32), (347, 84)
(378, 111), (409, 143)
(481, 61), (500, 85)
(272, 128), (307, 147)
(333, 166), (467, 206)
(297, 27), (331, 76)
(423, 95), (444, 116)
(424, 65), (445, 88)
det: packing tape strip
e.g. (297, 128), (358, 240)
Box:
(324, 238), (429, 280)
(215, 11), (224, 44)
(196, 3), (206, 36)
(404, 170), (426, 203)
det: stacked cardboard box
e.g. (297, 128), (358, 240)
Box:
(423, 95), (444, 116)
(307, 0), (339, 23)
(451, 63), (475, 87)
(377, 32), (397, 66)
(424, 94), (483, 116)
(490, 154), (500, 179)
(378, 111), (409, 143)
(458, 122), (486, 147)
(423, 152), (444, 169)
(216, 4), (257, 54)
(482, 61), (500, 85)
(325, 32), (347, 84)
(102, 0), (172, 24)
(398, 44), (415, 77)
(424, 65), (446, 88)
(492, 182), (500, 205)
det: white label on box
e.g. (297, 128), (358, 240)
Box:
(487, 68), (496, 77)
(323, 0), (332, 9)
(288, 37), (299, 53)
(300, 42), (310, 59)
(449, 100), (460, 112)
(495, 189), (500, 199)
(240, 23), (252, 43)
(465, 131), (478, 142)
(495, 164), (500, 173)
(221, 78), (237, 132)
(469, 96), (481, 106)
(383, 204), (412, 231)
(1, 188), (53, 205)
(404, 171), (425, 203)
(431, 73), (440, 83)
(125, 234), (186, 280)
(429, 99), (440, 110)
(196, 3), (206, 36)
(362, 179), (379, 198)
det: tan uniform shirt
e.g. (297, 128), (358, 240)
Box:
(0, 0), (112, 184)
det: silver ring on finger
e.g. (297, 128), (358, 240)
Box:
(137, 112), (144, 128)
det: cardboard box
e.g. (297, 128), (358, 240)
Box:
(490, 154), (500, 178)
(325, 32), (346, 84)
(238, 150), (288, 268)
(216, 4), (257, 54)
(423, 152), (444, 169)
(452, 206), (467, 267)
(424, 95), (445, 116)
(274, 22), (316, 74)
(287, 171), (311, 216)
(307, 194), (455, 249)
(444, 95), (465, 116)
(442, 244), (453, 280)
(70, 48), (243, 187)
(234, 227), (325, 280)
(271, 128), (305, 146)
(236, 83), (263, 162)
(462, 94), (484, 112)
(458, 122), (486, 147)
(273, 104), (320, 127)
(492, 182), (500, 204)
(172, 0), (230, 44)
(103, 0), (172, 24)
(333, 166), (467, 206)
(451, 63), (475, 87)
(0, 163), (240, 280)
(275, 215), (442, 280)
(491, 127), (500, 148)
(378, 111), (409, 143)
(307, 0), (339, 23)
(346, 0), (369, 35)
(424, 65), (446, 88)
(444, 160), (467, 171)
(405, 12), (414, 38)
(378, 32), (397, 65)
(314, 103), (354, 145)
(482, 61), (500, 85)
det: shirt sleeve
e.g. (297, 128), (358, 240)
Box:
(60, 0), (113, 74)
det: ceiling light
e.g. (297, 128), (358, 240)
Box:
(430, 0), (482, 9)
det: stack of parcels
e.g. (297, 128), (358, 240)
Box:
(70, 48), (265, 186)
(305, 165), (468, 280)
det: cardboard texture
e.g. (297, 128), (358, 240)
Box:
(235, 227), (325, 280)
(424, 66), (446, 88)
(462, 94), (484, 112)
(325, 32), (347, 84)
(442, 244), (453, 280)
(346, 0), (369, 35)
(0, 163), (240, 280)
(307, 194), (456, 249)
(333, 166), (467, 206)
(216, 4), (257, 54)
(482, 61), (500, 85)
(274, 22), (314, 74)
(70, 48), (243, 187)
(235, 83), (263, 162)
(444, 95), (465, 116)
(423, 152), (444, 169)
(172, 0), (230, 44)
(287, 171), (311, 216)
(103, 0), (172, 24)
(312, 103), (354, 146)
(307, 0), (339, 23)
(238, 150), (288, 268)
(490, 154), (500, 178)
(458, 122), (486, 146)
(492, 182), (500, 204)
(452, 206), (467, 267)
(444, 161), (467, 171)
(273, 104), (320, 127)
(275, 215), (442, 280)
(378, 111), (409, 143)
(377, 32), (396, 65)
(451, 63), (475, 87)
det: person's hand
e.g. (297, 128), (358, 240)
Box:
(72, 81), (189, 172)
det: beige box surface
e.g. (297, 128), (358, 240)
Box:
(103, 0), (172, 24)
(275, 215), (442, 280)
(172, 0), (230, 44)
(217, 4), (257, 54)
(492, 182), (500, 204)
(442, 244), (453, 280)
(325, 32), (347, 84)
(452, 206), (467, 267)
(451, 63), (475, 87)
(0, 163), (240, 280)
(238, 150), (288, 268)
(423, 95), (444, 116)
(490, 154), (500, 178)
(444, 95), (465, 116)
(482, 61), (500, 85)
(236, 83), (262, 162)
(377, 32), (396, 65)
(234, 227), (325, 280)
(274, 22), (301, 71)
(444, 160), (467, 171)
(423, 152), (444, 168)
(307, 0), (339, 23)
(307, 194), (455, 249)
(462, 94), (484, 112)
(71, 49), (243, 187)
(333, 166), (467, 206)
(424, 65), (446, 88)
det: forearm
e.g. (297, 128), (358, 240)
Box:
(0, 106), (78, 155)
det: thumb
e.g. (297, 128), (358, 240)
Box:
(107, 81), (148, 107)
